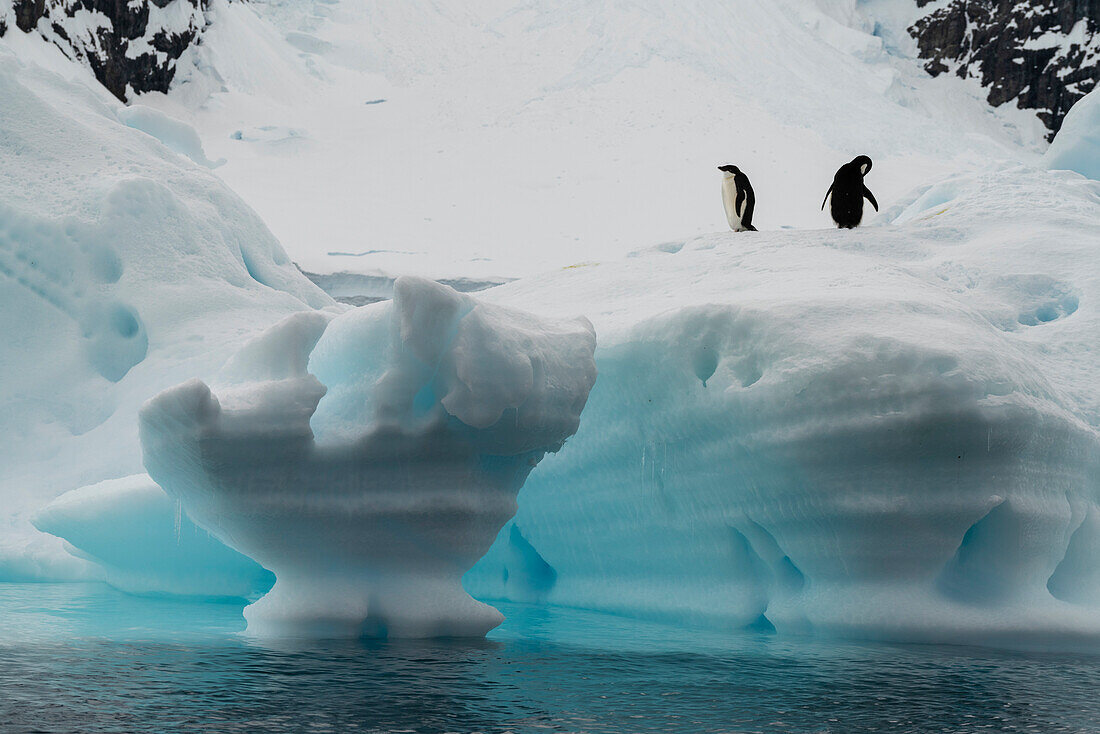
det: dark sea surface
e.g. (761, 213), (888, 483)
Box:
(1, 583), (1099, 733)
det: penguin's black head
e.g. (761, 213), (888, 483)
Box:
(852, 155), (873, 175)
(718, 164), (741, 174)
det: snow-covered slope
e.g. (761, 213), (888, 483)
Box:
(128, 0), (1043, 281)
(907, 0), (1100, 140)
(465, 160), (1100, 646)
(0, 46), (331, 581)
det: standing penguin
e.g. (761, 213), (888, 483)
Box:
(718, 164), (757, 232)
(822, 156), (878, 229)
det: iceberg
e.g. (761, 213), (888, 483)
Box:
(467, 166), (1100, 646)
(140, 278), (596, 637)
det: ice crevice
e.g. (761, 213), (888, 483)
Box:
(139, 277), (597, 638)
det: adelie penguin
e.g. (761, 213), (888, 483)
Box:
(718, 164), (757, 232)
(822, 155), (878, 229)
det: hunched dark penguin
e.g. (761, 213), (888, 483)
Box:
(822, 156), (878, 229)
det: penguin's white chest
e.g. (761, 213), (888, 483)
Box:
(721, 175), (746, 231)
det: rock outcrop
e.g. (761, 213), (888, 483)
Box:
(910, 0), (1100, 139)
(0, 0), (209, 101)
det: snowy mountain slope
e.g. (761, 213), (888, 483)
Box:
(464, 160), (1100, 645)
(907, 0), (1100, 140)
(0, 47), (332, 581)
(0, 0), (211, 100)
(128, 0), (1044, 281)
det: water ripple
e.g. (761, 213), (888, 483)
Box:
(1, 585), (1099, 733)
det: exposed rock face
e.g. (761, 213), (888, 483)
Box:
(0, 0), (209, 101)
(910, 1), (1100, 139)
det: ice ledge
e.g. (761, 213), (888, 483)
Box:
(139, 277), (596, 638)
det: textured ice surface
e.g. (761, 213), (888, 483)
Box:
(0, 48), (331, 580)
(33, 475), (273, 600)
(467, 166), (1100, 645)
(1046, 89), (1100, 182)
(141, 278), (596, 637)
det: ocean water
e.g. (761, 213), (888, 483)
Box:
(2, 584), (1100, 733)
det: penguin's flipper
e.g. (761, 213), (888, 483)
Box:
(863, 186), (879, 212)
(821, 185), (834, 211)
(735, 186), (746, 221)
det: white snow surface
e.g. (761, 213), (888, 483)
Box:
(139, 279), (596, 638)
(464, 164), (1100, 645)
(135, 0), (1045, 280)
(0, 47), (331, 580)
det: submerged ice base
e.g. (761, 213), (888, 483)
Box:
(140, 278), (596, 638)
(33, 475), (274, 601)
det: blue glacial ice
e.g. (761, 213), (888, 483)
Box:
(33, 474), (274, 601)
(466, 165), (1100, 646)
(31, 164), (1100, 647)
(140, 278), (596, 637)
(1046, 89), (1100, 182)
(0, 47), (331, 580)
(6, 33), (1100, 650)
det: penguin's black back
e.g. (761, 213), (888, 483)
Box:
(735, 170), (756, 230)
(829, 161), (867, 229)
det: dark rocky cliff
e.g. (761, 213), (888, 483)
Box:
(0, 0), (210, 101)
(910, 1), (1100, 139)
